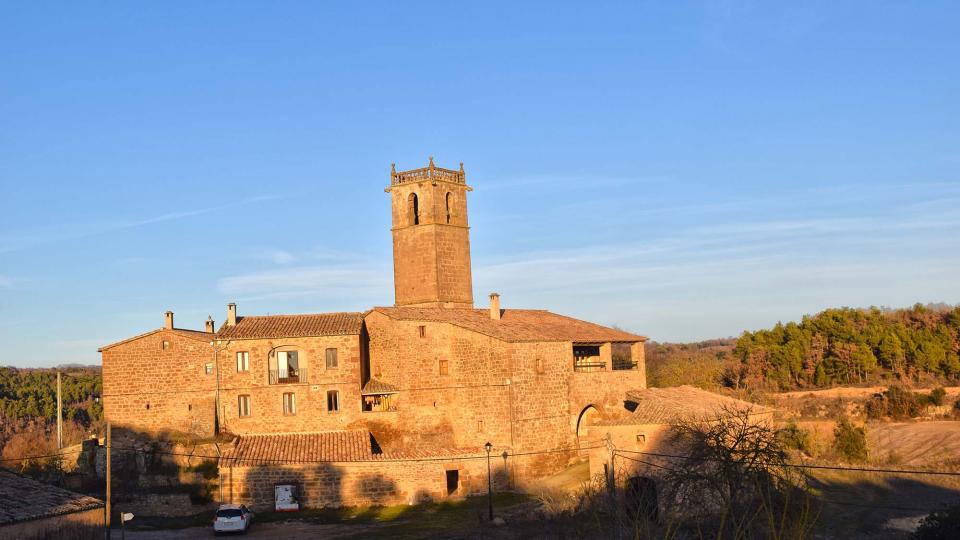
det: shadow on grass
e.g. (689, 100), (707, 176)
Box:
(810, 472), (960, 536)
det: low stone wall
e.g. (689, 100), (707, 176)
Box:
(113, 493), (217, 518)
(223, 457), (513, 511)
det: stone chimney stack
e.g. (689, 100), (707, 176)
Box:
(164, 311), (174, 330)
(205, 316), (215, 333)
(227, 303), (237, 327)
(489, 293), (501, 321)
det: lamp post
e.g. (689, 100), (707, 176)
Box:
(484, 441), (493, 521)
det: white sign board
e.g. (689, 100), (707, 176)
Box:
(275, 484), (300, 512)
(121, 512), (134, 522)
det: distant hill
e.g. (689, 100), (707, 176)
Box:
(647, 303), (960, 392)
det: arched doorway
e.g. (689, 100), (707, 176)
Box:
(576, 405), (600, 445)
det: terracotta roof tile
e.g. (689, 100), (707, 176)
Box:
(221, 431), (376, 465)
(596, 386), (773, 426)
(373, 307), (645, 343)
(220, 431), (492, 465)
(0, 469), (104, 525)
(217, 312), (363, 340)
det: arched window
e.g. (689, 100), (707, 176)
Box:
(408, 193), (419, 225)
(445, 192), (452, 224)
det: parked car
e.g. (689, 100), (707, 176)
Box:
(213, 504), (254, 534)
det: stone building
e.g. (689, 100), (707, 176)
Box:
(100, 159), (652, 509)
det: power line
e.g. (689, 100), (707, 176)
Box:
(0, 448), (82, 463)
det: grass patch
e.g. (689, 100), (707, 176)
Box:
(128, 492), (532, 535)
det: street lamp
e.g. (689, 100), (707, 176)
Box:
(484, 441), (493, 521)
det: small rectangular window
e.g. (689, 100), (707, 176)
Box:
(439, 359), (449, 376)
(327, 390), (340, 412)
(325, 348), (338, 369)
(477, 419), (484, 432)
(536, 358), (544, 374)
(238, 395), (251, 417)
(204, 362), (214, 375)
(282, 393), (296, 415)
(162, 340), (171, 351)
(418, 325), (426, 338)
(236, 351), (249, 372)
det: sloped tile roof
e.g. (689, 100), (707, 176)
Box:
(361, 378), (400, 395)
(98, 328), (213, 351)
(596, 386), (773, 426)
(220, 430), (376, 465)
(372, 307), (645, 343)
(220, 431), (491, 465)
(217, 312), (363, 340)
(0, 469), (104, 525)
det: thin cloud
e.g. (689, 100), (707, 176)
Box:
(217, 265), (391, 300)
(0, 194), (282, 254)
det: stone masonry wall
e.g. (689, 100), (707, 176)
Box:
(390, 178), (473, 308)
(217, 334), (362, 435)
(223, 456), (509, 511)
(101, 330), (216, 437)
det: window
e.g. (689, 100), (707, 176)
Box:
(408, 192), (420, 225)
(445, 192), (453, 224)
(536, 358), (544, 374)
(327, 390), (340, 412)
(439, 359), (449, 375)
(418, 325), (426, 338)
(236, 351), (249, 372)
(325, 348), (338, 369)
(446, 470), (459, 495)
(162, 340), (171, 351)
(238, 395), (251, 417)
(271, 350), (302, 384)
(204, 362), (214, 375)
(477, 419), (484, 432)
(282, 393), (296, 415)
(146, 403), (150, 410)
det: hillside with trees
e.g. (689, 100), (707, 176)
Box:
(647, 304), (960, 392)
(0, 367), (103, 464)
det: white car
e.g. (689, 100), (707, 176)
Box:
(213, 504), (254, 534)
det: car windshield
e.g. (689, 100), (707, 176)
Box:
(217, 509), (243, 518)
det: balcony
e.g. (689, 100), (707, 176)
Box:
(573, 361), (606, 373)
(269, 368), (308, 385)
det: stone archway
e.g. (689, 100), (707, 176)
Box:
(576, 405), (600, 445)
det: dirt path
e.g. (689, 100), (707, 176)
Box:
(775, 386), (960, 400)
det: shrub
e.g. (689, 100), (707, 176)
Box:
(885, 385), (926, 419)
(865, 395), (887, 420)
(913, 502), (960, 540)
(833, 416), (867, 463)
(930, 387), (947, 407)
(778, 419), (814, 455)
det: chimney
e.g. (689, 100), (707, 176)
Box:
(489, 293), (501, 321)
(164, 311), (174, 330)
(205, 316), (215, 333)
(227, 303), (237, 326)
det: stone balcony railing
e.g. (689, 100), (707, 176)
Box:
(391, 157), (465, 186)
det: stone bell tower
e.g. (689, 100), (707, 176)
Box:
(386, 157), (474, 308)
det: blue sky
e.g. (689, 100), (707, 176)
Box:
(1, 2), (958, 367)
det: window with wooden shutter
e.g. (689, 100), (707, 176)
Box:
(325, 348), (338, 369)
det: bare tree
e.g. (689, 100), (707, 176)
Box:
(661, 405), (815, 538)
